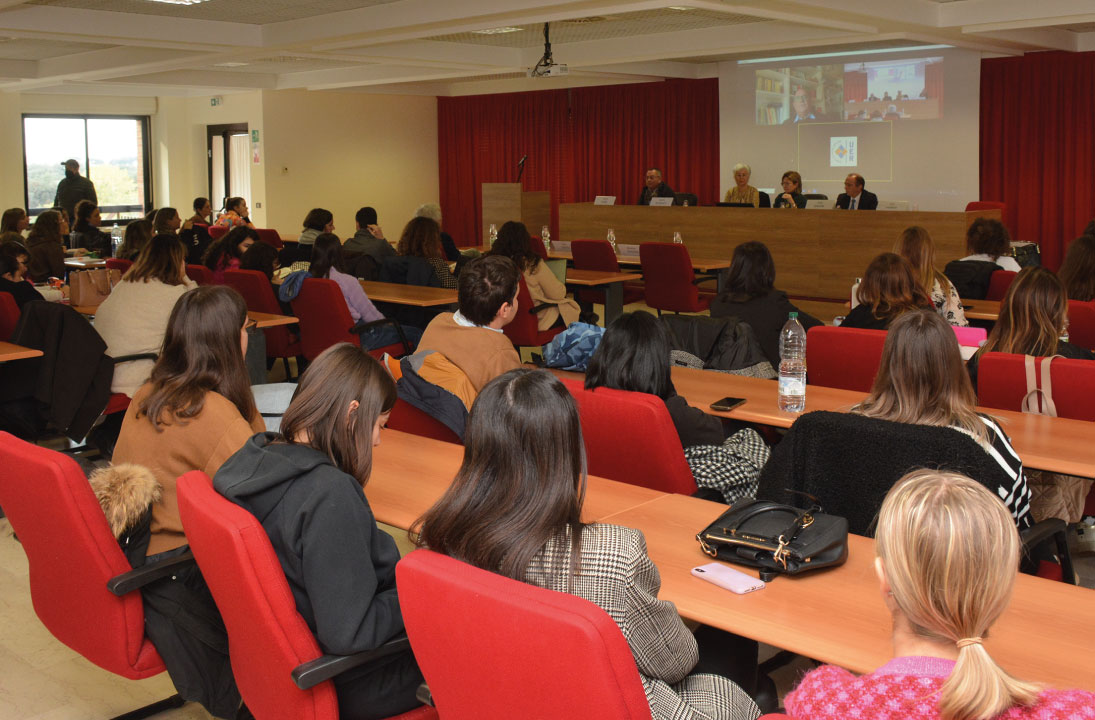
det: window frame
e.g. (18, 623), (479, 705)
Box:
(21, 113), (154, 222)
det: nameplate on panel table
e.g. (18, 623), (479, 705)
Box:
(877, 200), (909, 211)
(805, 199), (831, 210)
(649, 197), (674, 207)
(551, 240), (572, 254)
(617, 244), (640, 258)
(593, 196), (617, 206)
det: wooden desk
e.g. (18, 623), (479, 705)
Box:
(963, 299), (1000, 321)
(0, 342), (42, 361)
(559, 204), (1000, 301)
(360, 280), (457, 308)
(564, 268), (642, 323)
(550, 249), (730, 292)
(64, 257), (107, 269)
(599, 493), (1095, 691)
(368, 429), (665, 531)
(248, 311), (297, 329)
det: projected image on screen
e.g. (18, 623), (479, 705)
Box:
(754, 65), (844, 125)
(843, 57), (944, 121)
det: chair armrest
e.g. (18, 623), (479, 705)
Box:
(350, 317), (412, 355)
(529, 303), (553, 315)
(107, 550), (196, 596)
(112, 353), (159, 364)
(1020, 518), (1067, 548)
(291, 635), (411, 690)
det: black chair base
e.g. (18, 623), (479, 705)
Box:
(110, 694), (185, 720)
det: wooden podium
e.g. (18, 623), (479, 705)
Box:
(481, 183), (551, 242)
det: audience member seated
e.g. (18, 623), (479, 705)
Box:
(188, 196), (212, 227)
(214, 196), (254, 230)
(416, 255), (521, 392)
(710, 241), (821, 367)
(398, 216), (457, 289)
(0, 207), (29, 236)
(842, 253), (932, 330)
(489, 221), (580, 330)
(414, 202), (461, 260)
(772, 170), (806, 209)
(784, 470), (1095, 720)
(1058, 233), (1095, 302)
(111, 285), (264, 718)
(0, 243), (45, 308)
(116, 218), (153, 261)
(894, 226), (968, 327)
(297, 207), (334, 249)
(414, 368), (762, 720)
(959, 218), (1021, 271)
(240, 240), (280, 280)
(757, 310), (1033, 532)
(94, 235), (195, 398)
(152, 206), (183, 237)
(343, 205), (395, 265)
(967, 266), (1094, 392)
(215, 344), (427, 720)
(25, 209), (69, 282)
(69, 199), (111, 255)
(203, 226), (257, 283)
(309, 233), (422, 351)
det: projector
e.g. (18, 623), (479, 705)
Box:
(528, 63), (569, 78)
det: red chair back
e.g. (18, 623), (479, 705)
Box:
(986, 270), (1017, 301)
(0, 291), (19, 340)
(0, 432), (164, 679)
(105, 258), (133, 274)
(559, 378), (696, 494)
(397, 549), (653, 720)
(502, 276), (565, 349)
(976, 353), (1095, 421)
(208, 225), (228, 240)
(1067, 299), (1095, 352)
(255, 228), (284, 249)
(388, 397), (462, 444)
(186, 264), (215, 286)
(806, 326), (888, 392)
(177, 472), (339, 720)
(529, 236), (548, 261)
(571, 239), (644, 307)
(639, 242), (709, 313)
(965, 201), (1007, 213)
(223, 269), (300, 360)
(290, 277), (358, 361)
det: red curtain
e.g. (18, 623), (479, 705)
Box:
(437, 79), (719, 247)
(980, 51), (1095, 269)
(844, 71), (867, 103)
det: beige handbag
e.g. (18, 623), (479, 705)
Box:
(69, 268), (121, 307)
(1021, 355), (1093, 524)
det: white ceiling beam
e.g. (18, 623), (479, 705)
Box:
(337, 40), (524, 68)
(18, 81), (212, 98)
(760, 0), (939, 26)
(962, 14), (1095, 34)
(0, 5), (261, 47)
(1077, 33), (1095, 52)
(0, 58), (36, 79)
(965, 28), (1078, 52)
(278, 63), (513, 91)
(938, 0), (1095, 29)
(110, 69), (277, 90)
(578, 60), (705, 79)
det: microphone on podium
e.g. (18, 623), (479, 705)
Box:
(516, 154), (528, 182)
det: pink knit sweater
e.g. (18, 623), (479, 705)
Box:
(785, 657), (1095, 720)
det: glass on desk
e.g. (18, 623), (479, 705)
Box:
(672, 231), (683, 244)
(607, 228), (616, 252)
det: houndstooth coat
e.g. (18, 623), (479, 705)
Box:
(524, 524), (761, 720)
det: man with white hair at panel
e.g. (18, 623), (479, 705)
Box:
(414, 202), (460, 260)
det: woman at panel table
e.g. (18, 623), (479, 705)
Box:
(966, 266), (1094, 393)
(215, 344), (427, 720)
(783, 470), (1095, 720)
(894, 226), (968, 327)
(415, 368), (762, 720)
(771, 170), (806, 209)
(489, 220), (580, 330)
(1058, 233), (1095, 302)
(841, 252), (933, 330)
(723, 163), (760, 207)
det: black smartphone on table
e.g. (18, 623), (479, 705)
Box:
(710, 397), (746, 412)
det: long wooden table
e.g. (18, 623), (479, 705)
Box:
(559, 204), (1001, 301)
(599, 493), (1095, 692)
(963, 298), (1000, 322)
(0, 342), (42, 361)
(360, 280), (457, 308)
(74, 305), (297, 330)
(564, 268), (642, 323)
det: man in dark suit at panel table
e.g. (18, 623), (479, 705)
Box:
(637, 168), (675, 205)
(834, 173), (878, 210)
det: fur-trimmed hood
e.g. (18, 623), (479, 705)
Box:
(88, 463), (161, 538)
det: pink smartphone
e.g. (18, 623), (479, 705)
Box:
(690, 563), (766, 594)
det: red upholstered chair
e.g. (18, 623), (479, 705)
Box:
(571, 239), (644, 306)
(223, 269), (302, 378)
(185, 264), (214, 286)
(559, 377), (696, 494)
(255, 228), (284, 249)
(529, 236), (548, 261)
(291, 277), (409, 362)
(0, 290), (19, 340)
(1067, 299), (1095, 352)
(105, 257), (133, 274)
(639, 242), (711, 314)
(177, 472), (436, 720)
(806, 326), (887, 392)
(396, 549), (653, 720)
(208, 224), (228, 240)
(976, 353), (1095, 422)
(986, 270), (1017, 301)
(759, 716), (792, 719)
(0, 432), (185, 718)
(502, 276), (565, 350)
(388, 397), (462, 444)
(965, 200), (1007, 213)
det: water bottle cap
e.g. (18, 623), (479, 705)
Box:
(788, 311), (798, 318)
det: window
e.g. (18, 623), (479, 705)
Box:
(22, 114), (152, 222)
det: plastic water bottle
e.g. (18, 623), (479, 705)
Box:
(541, 225), (551, 252)
(672, 231), (683, 244)
(488, 223), (497, 247)
(682, 199), (689, 207)
(607, 228), (616, 252)
(110, 223), (123, 257)
(778, 312), (807, 413)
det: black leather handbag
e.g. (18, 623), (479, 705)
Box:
(696, 496), (849, 581)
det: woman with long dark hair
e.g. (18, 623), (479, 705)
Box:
(415, 369), (762, 720)
(25, 209), (69, 282)
(216, 344), (427, 720)
(489, 220), (580, 329)
(70, 199), (111, 255)
(203, 226), (257, 283)
(397, 216), (457, 288)
(1058, 234), (1095, 302)
(894, 226), (967, 327)
(842, 252), (933, 330)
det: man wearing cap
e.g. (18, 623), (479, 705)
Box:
(54, 159), (97, 221)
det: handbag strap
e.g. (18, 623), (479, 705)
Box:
(1020, 354), (1059, 417)
(724, 501), (797, 532)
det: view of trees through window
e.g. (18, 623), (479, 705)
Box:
(23, 115), (151, 222)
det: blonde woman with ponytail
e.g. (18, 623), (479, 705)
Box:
(784, 470), (1095, 720)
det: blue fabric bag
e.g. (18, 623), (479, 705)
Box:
(541, 322), (605, 371)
